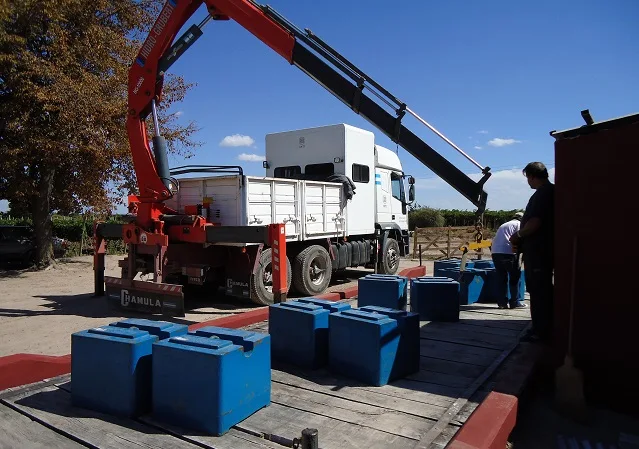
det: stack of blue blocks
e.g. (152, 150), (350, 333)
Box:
(357, 274), (408, 310)
(472, 260), (493, 269)
(152, 326), (271, 436)
(437, 267), (486, 305)
(470, 260), (526, 303)
(434, 259), (474, 278)
(410, 277), (460, 322)
(328, 307), (420, 386)
(71, 318), (188, 417)
(71, 319), (271, 436)
(269, 297), (351, 369)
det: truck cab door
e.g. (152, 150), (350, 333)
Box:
(375, 169), (392, 224)
(390, 171), (408, 230)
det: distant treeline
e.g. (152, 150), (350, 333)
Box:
(0, 214), (127, 255)
(0, 213), (125, 241)
(408, 206), (523, 231)
(2, 209), (519, 239)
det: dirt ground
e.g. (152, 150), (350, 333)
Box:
(0, 255), (426, 357)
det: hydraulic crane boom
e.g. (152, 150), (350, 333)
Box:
(127, 0), (491, 229)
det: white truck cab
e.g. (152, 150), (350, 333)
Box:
(264, 123), (413, 251)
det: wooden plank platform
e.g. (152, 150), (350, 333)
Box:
(0, 302), (530, 449)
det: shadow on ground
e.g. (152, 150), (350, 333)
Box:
(0, 289), (259, 326)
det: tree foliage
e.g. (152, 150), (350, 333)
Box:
(0, 0), (201, 266)
(408, 206), (445, 230)
(408, 206), (524, 230)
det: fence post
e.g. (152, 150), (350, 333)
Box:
(446, 227), (451, 259)
(412, 227), (418, 259)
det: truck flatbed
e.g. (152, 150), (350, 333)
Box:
(0, 302), (531, 449)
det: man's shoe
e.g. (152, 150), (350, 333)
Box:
(510, 302), (528, 309)
(497, 303), (509, 309)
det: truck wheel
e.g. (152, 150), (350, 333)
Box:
(378, 238), (400, 275)
(293, 245), (333, 296)
(250, 248), (292, 306)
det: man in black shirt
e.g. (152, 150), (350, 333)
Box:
(509, 162), (555, 343)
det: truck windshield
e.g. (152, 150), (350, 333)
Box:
(390, 172), (405, 203)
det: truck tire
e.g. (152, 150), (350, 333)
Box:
(378, 237), (400, 275)
(293, 245), (333, 296)
(250, 248), (292, 306)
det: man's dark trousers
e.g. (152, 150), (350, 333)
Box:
(491, 253), (522, 308)
(523, 252), (554, 342)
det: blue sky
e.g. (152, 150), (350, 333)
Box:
(2, 0), (638, 214)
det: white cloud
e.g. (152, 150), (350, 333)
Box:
(219, 134), (255, 147)
(487, 138), (521, 147)
(237, 153), (265, 162)
(414, 167), (555, 211)
(474, 146), (483, 150)
(174, 111), (184, 117)
(477, 130), (489, 134)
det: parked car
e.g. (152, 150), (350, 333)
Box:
(0, 225), (34, 266)
(0, 225), (69, 267)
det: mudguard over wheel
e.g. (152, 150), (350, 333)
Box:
(250, 247), (292, 306)
(293, 245), (333, 296)
(378, 237), (400, 275)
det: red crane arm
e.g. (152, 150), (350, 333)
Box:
(126, 0), (295, 206)
(126, 0), (491, 230)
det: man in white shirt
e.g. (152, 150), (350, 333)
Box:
(491, 212), (526, 309)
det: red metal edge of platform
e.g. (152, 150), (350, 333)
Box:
(447, 391), (518, 449)
(0, 265), (426, 392)
(0, 354), (72, 392)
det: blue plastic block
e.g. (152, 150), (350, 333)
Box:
(477, 267), (500, 303)
(410, 278), (460, 322)
(472, 260), (494, 269)
(269, 301), (331, 368)
(359, 306), (420, 378)
(437, 268), (485, 305)
(328, 309), (401, 386)
(357, 274), (408, 310)
(152, 328), (270, 436)
(477, 267), (526, 303)
(109, 318), (188, 340)
(71, 326), (158, 417)
(434, 259), (475, 278)
(297, 297), (352, 313)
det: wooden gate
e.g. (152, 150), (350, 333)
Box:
(411, 226), (495, 260)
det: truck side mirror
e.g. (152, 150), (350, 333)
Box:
(408, 176), (415, 185)
(408, 184), (415, 203)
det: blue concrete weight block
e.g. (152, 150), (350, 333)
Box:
(71, 326), (158, 417)
(477, 267), (526, 303)
(434, 259), (475, 278)
(357, 274), (408, 310)
(410, 276), (456, 288)
(437, 268), (485, 305)
(472, 260), (494, 269)
(152, 328), (270, 436)
(328, 309), (401, 386)
(359, 306), (420, 378)
(109, 318), (188, 340)
(477, 267), (500, 303)
(410, 278), (460, 322)
(269, 301), (330, 368)
(297, 297), (352, 313)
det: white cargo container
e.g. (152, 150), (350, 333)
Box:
(166, 123), (415, 305)
(164, 175), (344, 242)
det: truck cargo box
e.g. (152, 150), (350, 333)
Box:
(165, 175), (345, 243)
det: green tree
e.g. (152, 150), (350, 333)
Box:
(408, 206), (445, 230)
(0, 0), (200, 267)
